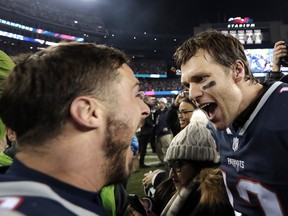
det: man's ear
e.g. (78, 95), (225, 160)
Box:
(6, 127), (17, 142)
(70, 97), (103, 129)
(233, 60), (245, 83)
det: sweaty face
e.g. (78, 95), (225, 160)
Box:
(178, 101), (195, 129)
(181, 49), (242, 130)
(104, 64), (150, 184)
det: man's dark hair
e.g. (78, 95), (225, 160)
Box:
(0, 42), (129, 145)
(174, 29), (258, 83)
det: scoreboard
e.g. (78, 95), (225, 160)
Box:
(219, 17), (271, 45)
(194, 17), (288, 46)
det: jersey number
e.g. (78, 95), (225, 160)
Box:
(222, 172), (284, 216)
(0, 197), (23, 209)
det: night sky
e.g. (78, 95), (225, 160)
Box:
(50, 0), (288, 35)
(90, 0), (288, 35)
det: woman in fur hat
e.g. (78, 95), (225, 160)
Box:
(129, 115), (234, 216)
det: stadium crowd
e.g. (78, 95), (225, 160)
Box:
(130, 59), (167, 75)
(1, 2), (288, 215)
(0, 0), (107, 35)
(140, 79), (181, 91)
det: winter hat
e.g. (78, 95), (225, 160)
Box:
(158, 97), (167, 104)
(165, 119), (219, 163)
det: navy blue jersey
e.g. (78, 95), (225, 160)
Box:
(215, 82), (288, 215)
(0, 159), (104, 216)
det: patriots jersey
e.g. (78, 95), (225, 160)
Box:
(0, 159), (104, 216)
(215, 82), (288, 215)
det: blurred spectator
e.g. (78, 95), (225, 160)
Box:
(137, 120), (234, 216)
(139, 78), (181, 91)
(0, 49), (15, 153)
(166, 92), (197, 136)
(154, 97), (172, 165)
(264, 40), (286, 82)
(142, 109), (209, 199)
(130, 59), (167, 75)
(136, 96), (155, 168)
(0, 0), (108, 35)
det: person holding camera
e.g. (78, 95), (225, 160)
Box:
(265, 40), (288, 82)
(166, 91), (187, 136)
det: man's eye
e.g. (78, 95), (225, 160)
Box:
(182, 86), (189, 91)
(136, 92), (144, 100)
(194, 76), (208, 83)
(182, 83), (190, 89)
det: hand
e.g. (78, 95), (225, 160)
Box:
(128, 206), (157, 216)
(173, 92), (186, 107)
(142, 170), (155, 187)
(127, 204), (145, 216)
(127, 199), (153, 216)
(272, 40), (287, 72)
(162, 127), (168, 132)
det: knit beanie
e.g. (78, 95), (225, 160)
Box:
(165, 120), (219, 163)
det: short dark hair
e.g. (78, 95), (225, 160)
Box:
(0, 42), (129, 145)
(173, 29), (258, 83)
(181, 98), (197, 109)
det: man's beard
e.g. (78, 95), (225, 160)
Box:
(104, 116), (134, 186)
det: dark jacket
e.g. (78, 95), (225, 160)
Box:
(166, 104), (181, 137)
(154, 107), (171, 136)
(136, 112), (154, 136)
(151, 168), (234, 216)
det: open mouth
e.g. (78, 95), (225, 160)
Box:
(200, 102), (218, 120)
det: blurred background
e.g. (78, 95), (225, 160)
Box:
(1, 0), (288, 196)
(1, 0), (288, 101)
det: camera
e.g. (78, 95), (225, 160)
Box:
(127, 194), (147, 215)
(280, 42), (288, 67)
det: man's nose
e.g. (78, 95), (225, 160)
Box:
(141, 101), (150, 119)
(189, 84), (203, 102)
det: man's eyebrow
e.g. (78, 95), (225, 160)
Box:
(132, 82), (141, 91)
(133, 82), (140, 88)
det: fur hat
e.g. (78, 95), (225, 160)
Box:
(158, 97), (167, 104)
(165, 116), (219, 163)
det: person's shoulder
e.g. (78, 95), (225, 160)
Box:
(0, 152), (13, 167)
(0, 180), (102, 216)
(264, 81), (288, 96)
(274, 82), (288, 95)
(0, 165), (10, 174)
(280, 74), (288, 83)
(0, 209), (25, 216)
(0, 196), (78, 215)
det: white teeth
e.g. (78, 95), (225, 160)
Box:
(200, 103), (210, 109)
